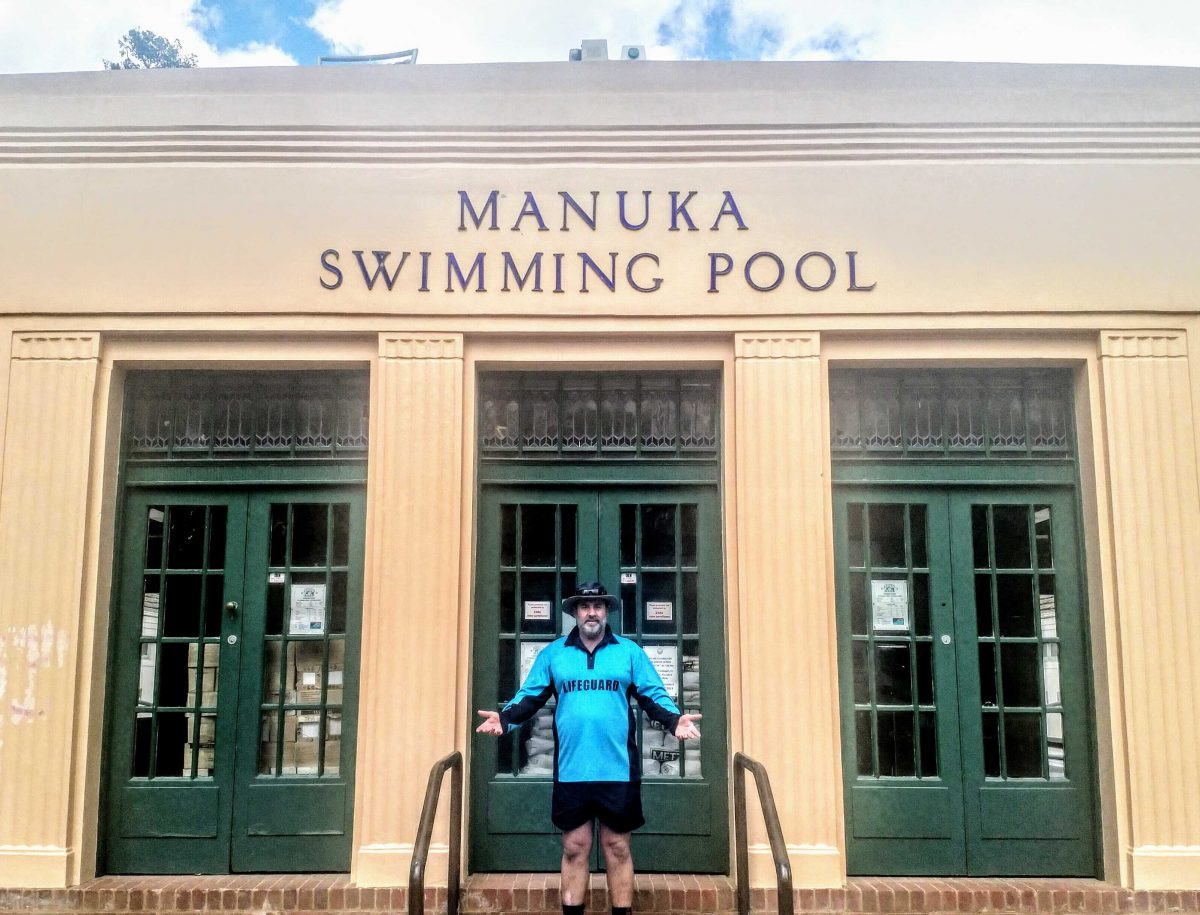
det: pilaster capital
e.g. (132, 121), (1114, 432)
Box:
(734, 334), (820, 361)
(11, 334), (99, 361)
(379, 334), (463, 361)
(1100, 331), (1185, 359)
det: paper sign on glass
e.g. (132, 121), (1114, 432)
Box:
(289, 584), (327, 634)
(642, 645), (679, 695)
(520, 642), (549, 682)
(646, 600), (673, 621)
(620, 572), (637, 584)
(524, 600), (552, 620)
(871, 579), (910, 631)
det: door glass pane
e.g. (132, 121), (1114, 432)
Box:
(849, 573), (867, 635)
(141, 576), (162, 639)
(167, 506), (207, 569)
(855, 711), (873, 775)
(910, 504), (927, 567)
(996, 574), (1035, 637)
(847, 503), (865, 566)
(1000, 644), (1040, 707)
(919, 711), (938, 777)
(499, 502), (578, 777)
(163, 574), (203, 637)
(874, 643), (912, 704)
(852, 642), (870, 704)
(681, 504), (698, 567)
(971, 506), (989, 568)
(641, 505), (676, 566)
(868, 504), (905, 567)
(291, 504), (329, 567)
(1004, 714), (1043, 777)
(521, 505), (556, 567)
(259, 500), (354, 779)
(992, 505), (1032, 568)
(331, 504), (350, 567)
(876, 710), (916, 777)
(847, 501), (937, 780)
(911, 573), (930, 636)
(972, 501), (1068, 781)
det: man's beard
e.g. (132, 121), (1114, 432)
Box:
(581, 618), (603, 635)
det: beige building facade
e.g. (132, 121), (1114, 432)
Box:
(0, 61), (1198, 892)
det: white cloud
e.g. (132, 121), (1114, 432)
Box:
(306, 0), (1200, 66)
(0, 0), (295, 74)
(307, 0), (680, 64)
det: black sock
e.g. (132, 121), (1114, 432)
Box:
(562, 905), (585, 915)
(612, 908), (632, 915)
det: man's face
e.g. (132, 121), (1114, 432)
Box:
(574, 598), (608, 637)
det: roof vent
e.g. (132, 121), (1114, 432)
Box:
(568, 40), (647, 61)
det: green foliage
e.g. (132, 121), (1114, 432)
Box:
(104, 28), (198, 69)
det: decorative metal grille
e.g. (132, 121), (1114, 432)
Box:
(479, 372), (719, 460)
(124, 371), (369, 461)
(830, 369), (1073, 460)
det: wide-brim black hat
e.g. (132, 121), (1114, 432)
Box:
(561, 581), (619, 615)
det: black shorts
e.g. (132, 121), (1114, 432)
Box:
(551, 780), (644, 833)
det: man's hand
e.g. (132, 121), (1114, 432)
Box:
(476, 709), (503, 736)
(674, 712), (702, 740)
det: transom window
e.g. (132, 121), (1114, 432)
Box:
(478, 371), (720, 461)
(830, 369), (1073, 460)
(124, 371), (369, 462)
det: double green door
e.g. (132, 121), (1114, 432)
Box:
(471, 485), (727, 873)
(835, 485), (1096, 876)
(103, 486), (364, 874)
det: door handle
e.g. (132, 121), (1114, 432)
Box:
(225, 600), (239, 618)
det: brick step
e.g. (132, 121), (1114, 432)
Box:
(1, 875), (1198, 915)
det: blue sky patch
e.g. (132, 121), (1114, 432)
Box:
(198, 0), (330, 63)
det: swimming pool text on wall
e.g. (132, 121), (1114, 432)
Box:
(318, 190), (876, 294)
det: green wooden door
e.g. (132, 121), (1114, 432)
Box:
(103, 487), (364, 874)
(835, 486), (1096, 876)
(470, 485), (727, 873)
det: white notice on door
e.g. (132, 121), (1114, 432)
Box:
(645, 601), (673, 621)
(871, 580), (910, 631)
(642, 645), (679, 695)
(524, 600), (552, 620)
(520, 642), (550, 682)
(290, 584), (327, 634)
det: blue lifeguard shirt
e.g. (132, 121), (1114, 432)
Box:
(499, 625), (681, 783)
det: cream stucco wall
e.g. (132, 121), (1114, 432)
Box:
(0, 62), (1198, 890)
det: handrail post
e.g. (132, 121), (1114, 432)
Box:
(408, 750), (464, 915)
(733, 752), (793, 915)
(734, 756), (750, 915)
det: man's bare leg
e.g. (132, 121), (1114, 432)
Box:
(560, 822), (593, 907)
(599, 823), (634, 909)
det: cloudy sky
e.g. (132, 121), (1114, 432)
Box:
(2, 0), (1199, 73)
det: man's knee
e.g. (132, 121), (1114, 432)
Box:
(561, 825), (592, 861)
(600, 829), (631, 864)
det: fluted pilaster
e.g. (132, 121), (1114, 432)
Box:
(1100, 330), (1200, 889)
(353, 334), (464, 887)
(0, 333), (100, 886)
(734, 334), (843, 887)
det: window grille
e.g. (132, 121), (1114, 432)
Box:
(830, 369), (1073, 460)
(478, 372), (719, 460)
(124, 371), (369, 462)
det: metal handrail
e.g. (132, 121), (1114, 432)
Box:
(409, 750), (463, 915)
(733, 752), (793, 915)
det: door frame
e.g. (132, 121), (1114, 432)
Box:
(99, 477), (368, 874)
(467, 478), (729, 874)
(833, 478), (1101, 877)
